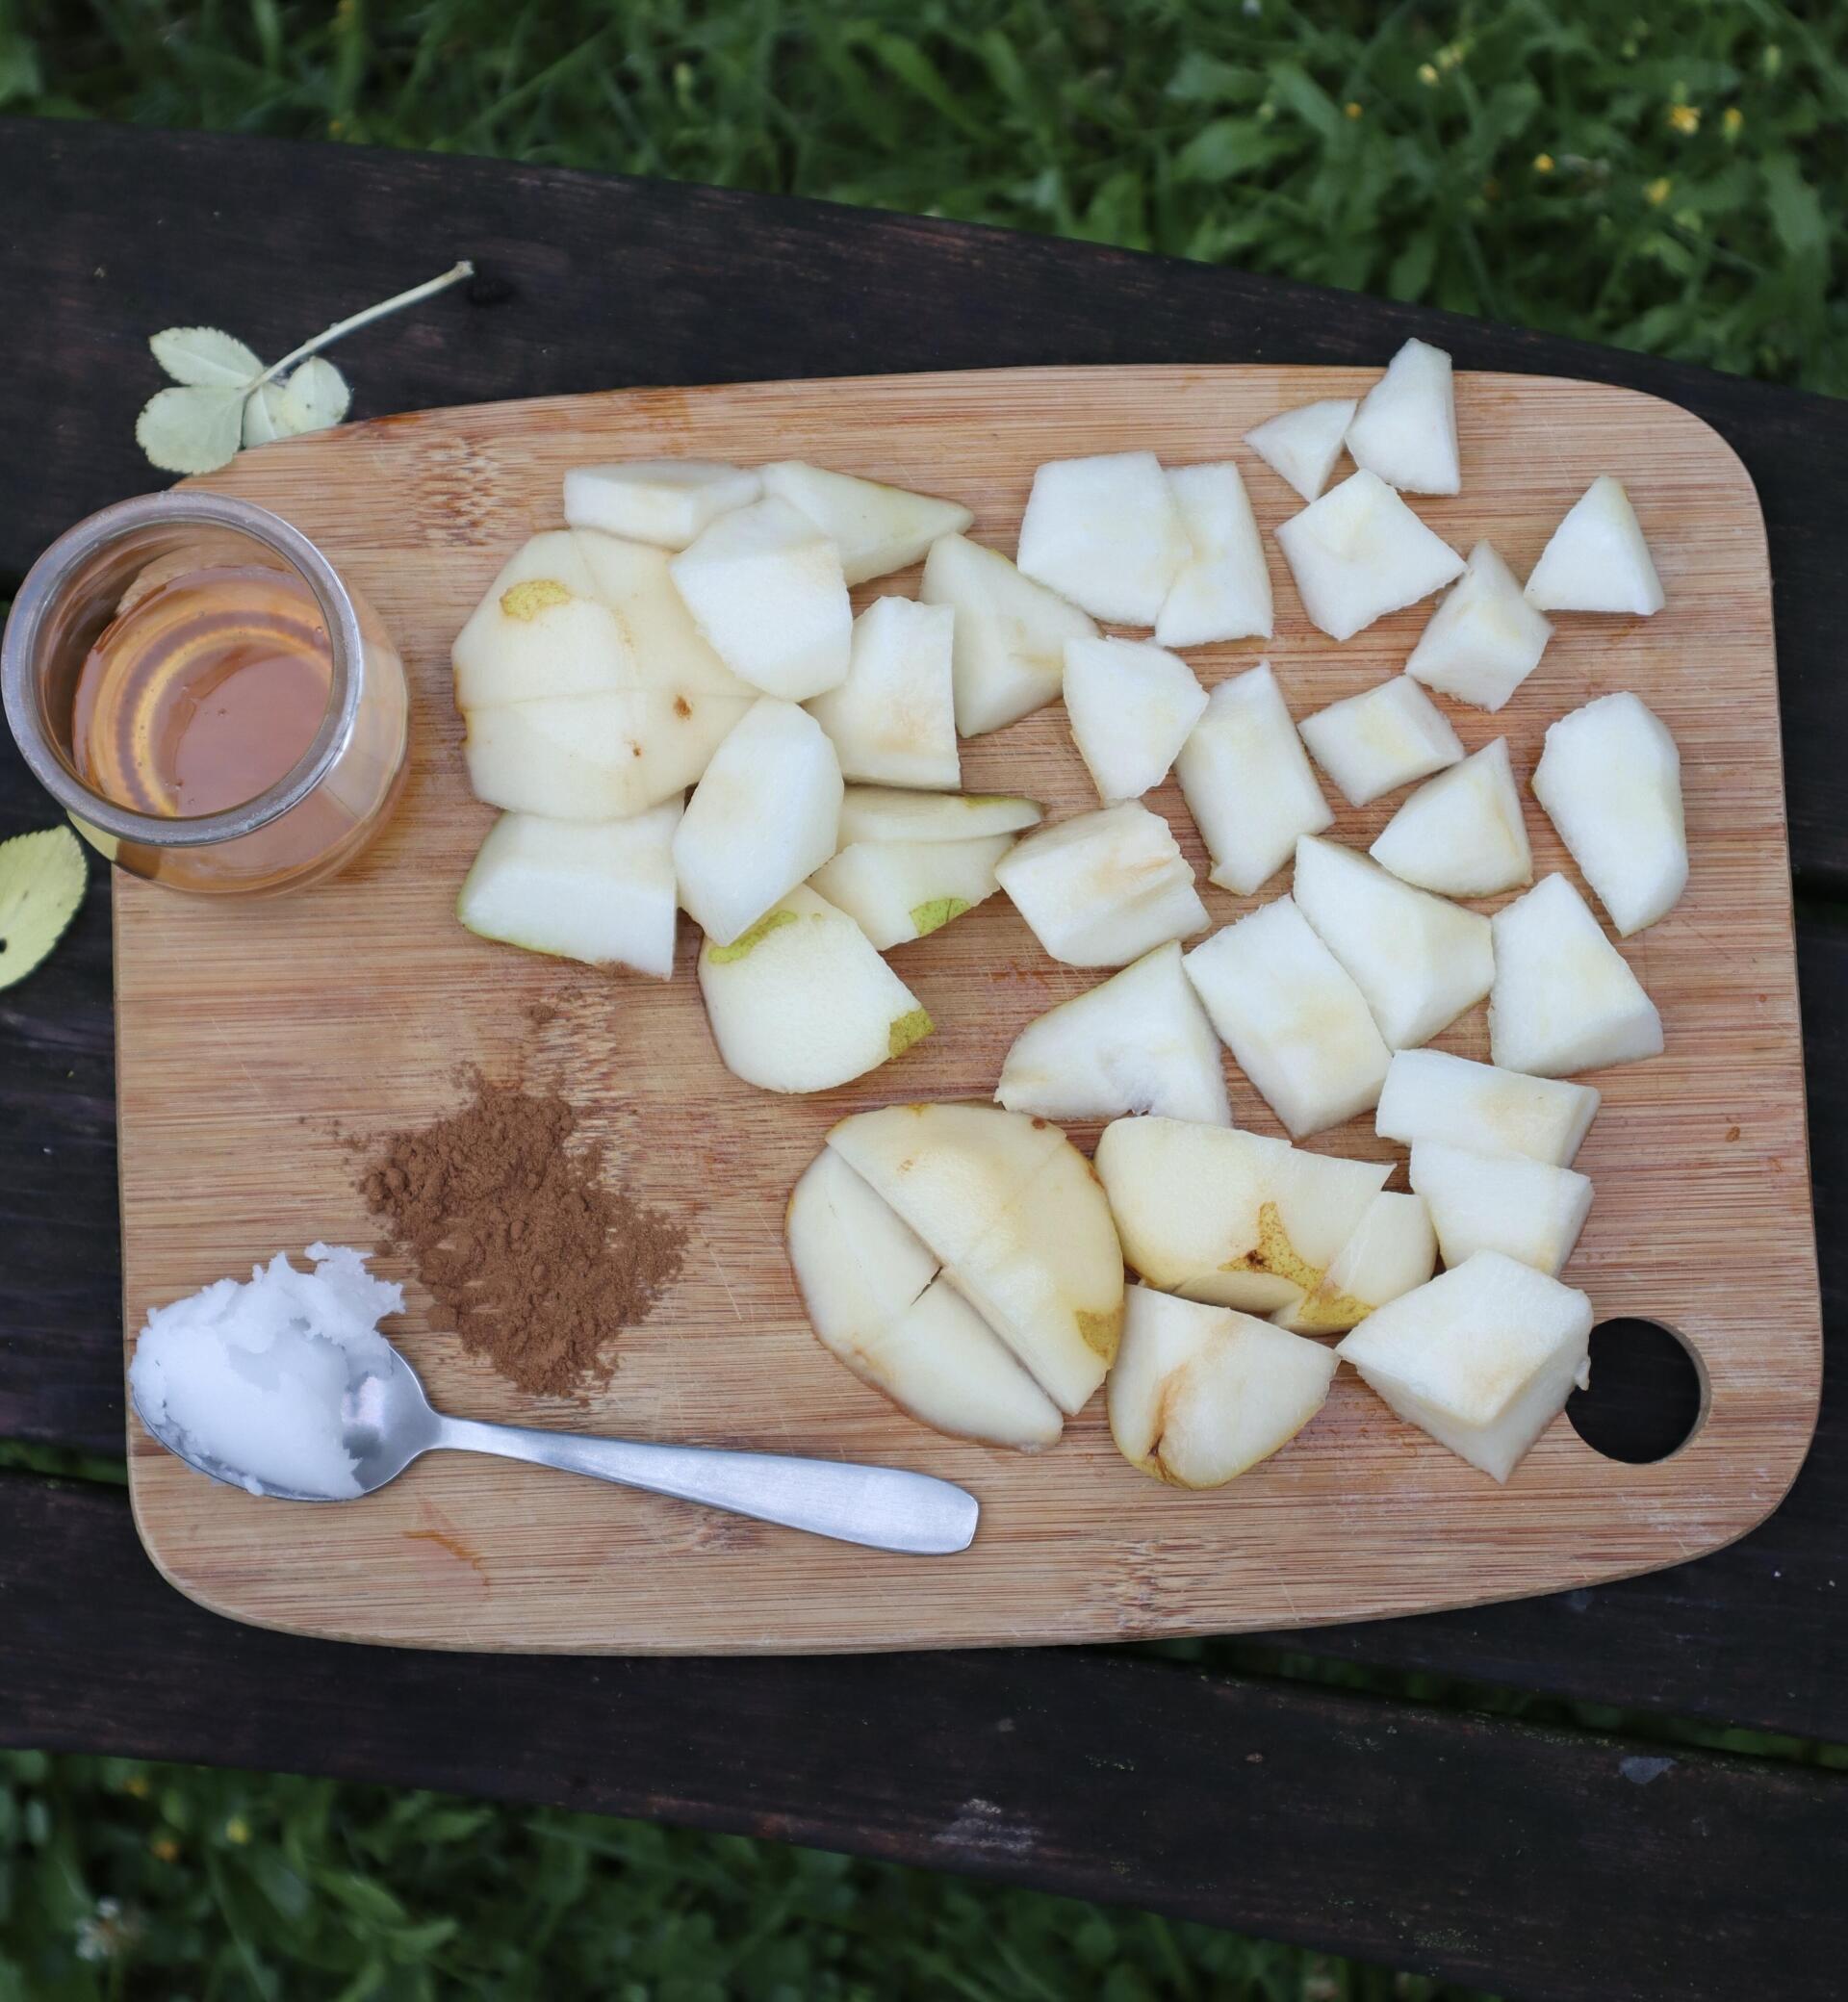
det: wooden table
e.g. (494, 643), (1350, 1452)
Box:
(1, 118), (1842, 1999)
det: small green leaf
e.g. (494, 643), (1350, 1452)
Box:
(149, 325), (263, 388)
(242, 382), (295, 448)
(0, 828), (86, 991)
(136, 384), (246, 474)
(282, 356), (351, 431)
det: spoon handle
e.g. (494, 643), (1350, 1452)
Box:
(433, 1417), (979, 1555)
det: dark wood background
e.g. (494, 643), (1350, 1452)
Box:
(2, 116), (1843, 2000)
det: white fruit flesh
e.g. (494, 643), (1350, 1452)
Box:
(1344, 338), (1460, 495)
(1410, 1140), (1593, 1278)
(837, 785), (1042, 845)
(1244, 398), (1356, 503)
(1273, 1190), (1436, 1334)
(674, 699), (842, 945)
(1406, 541), (1552, 711)
(1292, 835), (1494, 1050)
(451, 532), (635, 706)
(462, 688), (749, 822)
(1374, 1048), (1599, 1168)
(921, 532), (1095, 736)
(1337, 1251), (1593, 1482)
(1274, 470), (1466, 642)
(562, 461), (760, 549)
(826, 1104), (1124, 1413)
(1174, 662), (1332, 896)
(1488, 873), (1663, 1076)
(1182, 896), (1391, 1139)
(786, 1150), (1061, 1450)
(996, 941), (1231, 1126)
(697, 884), (930, 1091)
(1154, 462), (1274, 647)
(1298, 676), (1463, 808)
(1370, 738), (1532, 897)
(809, 834), (1014, 949)
(457, 801), (680, 977)
(1015, 451), (1189, 626)
(1524, 475), (1664, 615)
(757, 461), (973, 584)
(1108, 1286), (1336, 1487)
(1531, 692), (1687, 936)
(994, 803), (1207, 967)
(573, 532), (758, 696)
(806, 597), (959, 789)
(1062, 635), (1207, 804)
(668, 497), (852, 700)
(1094, 1116), (1389, 1317)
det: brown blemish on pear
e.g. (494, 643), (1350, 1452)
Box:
(1219, 1199), (1325, 1293)
(1076, 1303), (1122, 1363)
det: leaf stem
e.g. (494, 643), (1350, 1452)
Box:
(252, 260), (475, 387)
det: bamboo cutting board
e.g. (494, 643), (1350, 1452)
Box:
(117, 366), (1820, 1654)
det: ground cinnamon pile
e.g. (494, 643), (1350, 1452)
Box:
(358, 1072), (686, 1398)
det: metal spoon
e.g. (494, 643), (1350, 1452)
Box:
(132, 1334), (979, 1555)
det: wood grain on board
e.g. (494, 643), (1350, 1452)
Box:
(116, 365), (1818, 1654)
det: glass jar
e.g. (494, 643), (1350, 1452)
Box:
(2, 492), (410, 897)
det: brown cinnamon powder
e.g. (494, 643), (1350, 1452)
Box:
(358, 1072), (686, 1398)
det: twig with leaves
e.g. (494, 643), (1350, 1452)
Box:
(137, 261), (475, 475)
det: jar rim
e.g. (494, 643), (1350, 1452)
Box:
(1, 491), (366, 848)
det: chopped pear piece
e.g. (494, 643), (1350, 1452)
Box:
(994, 803), (1207, 967)
(921, 532), (1096, 736)
(806, 597), (959, 790)
(826, 1103), (1124, 1413)
(1275, 470), (1465, 642)
(996, 941), (1231, 1127)
(451, 531), (636, 706)
(1273, 1190), (1435, 1335)
(1293, 835), (1494, 1050)
(786, 1151), (1061, 1451)
(1410, 1140), (1593, 1278)
(1094, 1116), (1389, 1317)
(572, 532), (757, 696)
(1344, 338), (1460, 495)
(1015, 451), (1189, 626)
(457, 801), (680, 977)
(1405, 541), (1552, 711)
(1109, 1286), (1336, 1487)
(1337, 1251), (1593, 1482)
(1524, 475), (1664, 615)
(1183, 896), (1390, 1139)
(674, 699), (841, 945)
(1370, 738), (1531, 898)
(1244, 398), (1356, 503)
(1062, 635), (1207, 804)
(697, 885), (929, 1092)
(758, 461), (974, 585)
(463, 687), (749, 822)
(1531, 692), (1686, 936)
(1488, 874), (1663, 1076)
(809, 834), (1013, 949)
(1375, 1048), (1599, 1168)
(837, 784), (1042, 845)
(1154, 462), (1274, 646)
(562, 460), (760, 550)
(1174, 662), (1332, 896)
(1298, 676), (1464, 808)
(668, 496), (852, 700)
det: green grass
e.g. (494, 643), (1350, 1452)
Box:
(2, 1), (1844, 392)
(0, 2), (1842, 1993)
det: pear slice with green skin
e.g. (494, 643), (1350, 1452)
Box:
(696, 884), (931, 1093)
(759, 462), (974, 586)
(1093, 1116), (1389, 1318)
(1337, 1251), (1593, 1483)
(1108, 1285), (1337, 1488)
(1271, 1189), (1435, 1335)
(457, 800), (680, 977)
(452, 530), (639, 706)
(837, 785), (1042, 846)
(809, 834), (1014, 951)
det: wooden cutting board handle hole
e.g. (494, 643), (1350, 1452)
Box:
(1567, 1319), (1708, 1465)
